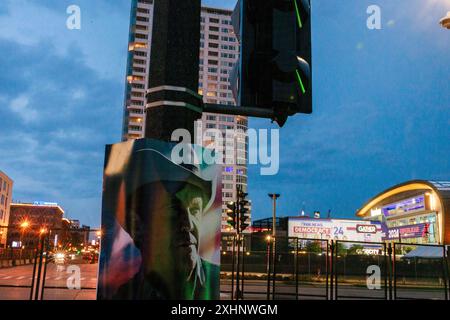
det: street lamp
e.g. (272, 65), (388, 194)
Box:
(440, 12), (450, 29)
(19, 221), (30, 259)
(268, 194), (280, 238)
(268, 194), (280, 300)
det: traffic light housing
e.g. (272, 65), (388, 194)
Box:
(226, 202), (237, 230)
(232, 0), (312, 127)
(238, 190), (250, 232)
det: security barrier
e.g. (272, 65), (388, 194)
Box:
(221, 235), (450, 301)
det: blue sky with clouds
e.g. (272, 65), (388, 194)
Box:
(0, 0), (449, 227)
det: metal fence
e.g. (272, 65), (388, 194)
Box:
(393, 243), (448, 300)
(2, 229), (450, 300)
(221, 235), (450, 301)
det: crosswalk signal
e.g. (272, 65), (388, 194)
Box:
(232, 0), (312, 127)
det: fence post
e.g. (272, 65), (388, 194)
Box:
(443, 245), (449, 301)
(241, 235), (245, 300)
(266, 237), (271, 300)
(33, 235), (45, 300)
(326, 240), (329, 300)
(230, 235), (235, 301)
(329, 240), (334, 300)
(29, 248), (39, 300)
(295, 238), (299, 300)
(334, 241), (339, 300)
(392, 243), (397, 300)
(40, 234), (51, 300)
(383, 243), (388, 300)
(272, 237), (276, 300)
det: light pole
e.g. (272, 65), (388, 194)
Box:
(19, 221), (30, 259)
(265, 235), (272, 300)
(268, 193), (280, 299)
(440, 12), (450, 29)
(268, 194), (280, 239)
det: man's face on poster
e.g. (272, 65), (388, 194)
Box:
(131, 181), (208, 286)
(176, 193), (203, 274)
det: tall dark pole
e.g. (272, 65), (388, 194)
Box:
(268, 194), (280, 299)
(266, 237), (272, 300)
(235, 188), (241, 300)
(230, 236), (236, 301)
(241, 236), (245, 299)
(145, 0), (202, 141)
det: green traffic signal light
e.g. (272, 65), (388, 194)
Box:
(233, 0), (312, 127)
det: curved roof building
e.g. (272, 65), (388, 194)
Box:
(356, 180), (450, 244)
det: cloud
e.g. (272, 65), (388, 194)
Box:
(0, 0), (130, 81)
(0, 37), (124, 227)
(9, 95), (38, 123)
(386, 19), (395, 27)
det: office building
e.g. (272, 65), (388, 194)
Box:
(121, 1), (251, 234)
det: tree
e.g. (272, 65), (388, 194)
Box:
(335, 242), (348, 256)
(306, 241), (322, 253)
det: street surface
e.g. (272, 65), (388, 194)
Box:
(0, 263), (98, 300)
(0, 266), (447, 300)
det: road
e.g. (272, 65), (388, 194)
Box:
(0, 266), (447, 300)
(220, 279), (448, 300)
(0, 263), (98, 300)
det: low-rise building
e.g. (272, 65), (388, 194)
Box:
(0, 171), (13, 249)
(7, 202), (64, 250)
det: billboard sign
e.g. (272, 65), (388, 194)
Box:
(356, 224), (378, 234)
(288, 218), (383, 243)
(382, 194), (428, 217)
(383, 223), (430, 240)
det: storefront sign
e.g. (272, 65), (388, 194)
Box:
(382, 195), (428, 217)
(383, 223), (430, 240)
(356, 224), (377, 234)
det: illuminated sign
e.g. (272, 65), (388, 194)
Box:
(293, 226), (330, 235)
(383, 223), (430, 240)
(356, 248), (383, 255)
(33, 201), (58, 206)
(382, 195), (428, 217)
(370, 208), (382, 217)
(288, 218), (382, 242)
(12, 241), (22, 248)
(356, 225), (377, 234)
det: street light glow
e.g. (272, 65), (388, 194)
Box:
(20, 221), (30, 229)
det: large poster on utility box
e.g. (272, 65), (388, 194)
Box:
(97, 139), (221, 300)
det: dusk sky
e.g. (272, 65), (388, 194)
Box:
(0, 0), (448, 228)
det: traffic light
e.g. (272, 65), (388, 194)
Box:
(239, 211), (250, 232)
(226, 201), (237, 230)
(238, 190), (250, 232)
(232, 0), (312, 127)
